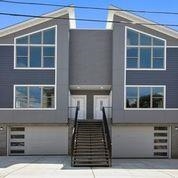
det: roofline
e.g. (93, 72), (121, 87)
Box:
(106, 5), (178, 39)
(0, 6), (76, 37)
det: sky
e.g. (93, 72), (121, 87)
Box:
(0, 0), (178, 30)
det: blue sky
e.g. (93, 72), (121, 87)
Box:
(0, 0), (178, 30)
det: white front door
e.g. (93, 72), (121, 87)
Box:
(71, 95), (86, 119)
(94, 95), (109, 119)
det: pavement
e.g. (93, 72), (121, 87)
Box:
(1, 156), (178, 178)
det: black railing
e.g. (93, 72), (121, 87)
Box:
(102, 107), (112, 166)
(70, 106), (79, 166)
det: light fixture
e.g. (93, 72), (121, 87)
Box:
(100, 86), (104, 89)
(175, 126), (178, 131)
(77, 86), (80, 89)
(0, 126), (4, 131)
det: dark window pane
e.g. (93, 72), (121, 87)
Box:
(153, 58), (164, 68)
(11, 135), (25, 139)
(154, 152), (167, 156)
(152, 87), (164, 97)
(16, 87), (28, 108)
(30, 32), (41, 44)
(153, 38), (164, 46)
(16, 36), (28, 44)
(154, 133), (167, 137)
(154, 139), (167, 143)
(10, 150), (24, 154)
(43, 47), (55, 56)
(126, 98), (137, 108)
(139, 87), (151, 108)
(43, 28), (55, 44)
(11, 142), (24, 146)
(127, 29), (138, 45)
(154, 145), (167, 149)
(126, 87), (138, 97)
(43, 57), (55, 68)
(16, 46), (28, 56)
(30, 47), (41, 67)
(153, 48), (164, 57)
(140, 34), (151, 45)
(42, 87), (54, 108)
(140, 48), (151, 68)
(152, 98), (163, 108)
(127, 48), (138, 57)
(154, 126), (167, 131)
(29, 87), (41, 108)
(16, 57), (28, 67)
(11, 127), (25, 131)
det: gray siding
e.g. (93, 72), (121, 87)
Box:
(127, 48), (178, 108)
(70, 90), (110, 119)
(69, 30), (112, 85)
(0, 17), (70, 124)
(112, 14), (178, 124)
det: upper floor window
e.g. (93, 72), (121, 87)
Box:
(126, 86), (165, 109)
(15, 85), (55, 109)
(15, 27), (56, 69)
(126, 28), (166, 69)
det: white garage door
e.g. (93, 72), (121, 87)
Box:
(10, 126), (68, 155)
(113, 126), (169, 158)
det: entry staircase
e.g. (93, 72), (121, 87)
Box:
(71, 107), (111, 167)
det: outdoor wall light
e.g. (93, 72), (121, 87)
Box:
(0, 126), (4, 131)
(175, 126), (178, 131)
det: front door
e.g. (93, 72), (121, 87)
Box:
(71, 95), (86, 119)
(94, 95), (109, 119)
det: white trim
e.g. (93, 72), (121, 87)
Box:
(167, 46), (178, 48)
(70, 85), (112, 90)
(0, 7), (75, 37)
(125, 26), (166, 70)
(107, 5), (178, 39)
(14, 25), (57, 70)
(13, 85), (56, 110)
(0, 44), (14, 46)
(124, 85), (166, 110)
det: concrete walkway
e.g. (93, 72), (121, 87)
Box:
(1, 156), (178, 178)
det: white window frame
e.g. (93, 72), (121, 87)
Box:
(14, 25), (57, 70)
(13, 85), (56, 110)
(126, 26), (167, 71)
(124, 85), (166, 110)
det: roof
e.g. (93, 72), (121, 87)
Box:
(106, 5), (178, 39)
(0, 6), (76, 37)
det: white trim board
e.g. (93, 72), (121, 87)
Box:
(106, 5), (178, 39)
(0, 7), (76, 37)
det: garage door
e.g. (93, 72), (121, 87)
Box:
(9, 126), (68, 155)
(113, 126), (169, 158)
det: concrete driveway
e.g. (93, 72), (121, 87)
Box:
(1, 156), (178, 178)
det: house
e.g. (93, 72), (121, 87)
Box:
(0, 5), (178, 166)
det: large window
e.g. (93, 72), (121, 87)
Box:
(126, 28), (165, 69)
(15, 27), (56, 69)
(15, 85), (55, 109)
(126, 86), (165, 109)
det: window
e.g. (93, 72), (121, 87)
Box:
(126, 86), (165, 109)
(15, 27), (56, 68)
(15, 85), (55, 109)
(126, 28), (165, 69)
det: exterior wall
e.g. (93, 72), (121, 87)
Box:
(171, 125), (178, 158)
(112, 14), (178, 124)
(127, 48), (178, 108)
(69, 30), (112, 85)
(70, 90), (110, 119)
(0, 15), (70, 124)
(0, 124), (7, 156)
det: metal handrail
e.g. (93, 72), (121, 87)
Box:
(102, 107), (112, 167)
(71, 106), (79, 166)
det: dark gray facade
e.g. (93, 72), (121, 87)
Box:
(69, 30), (112, 85)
